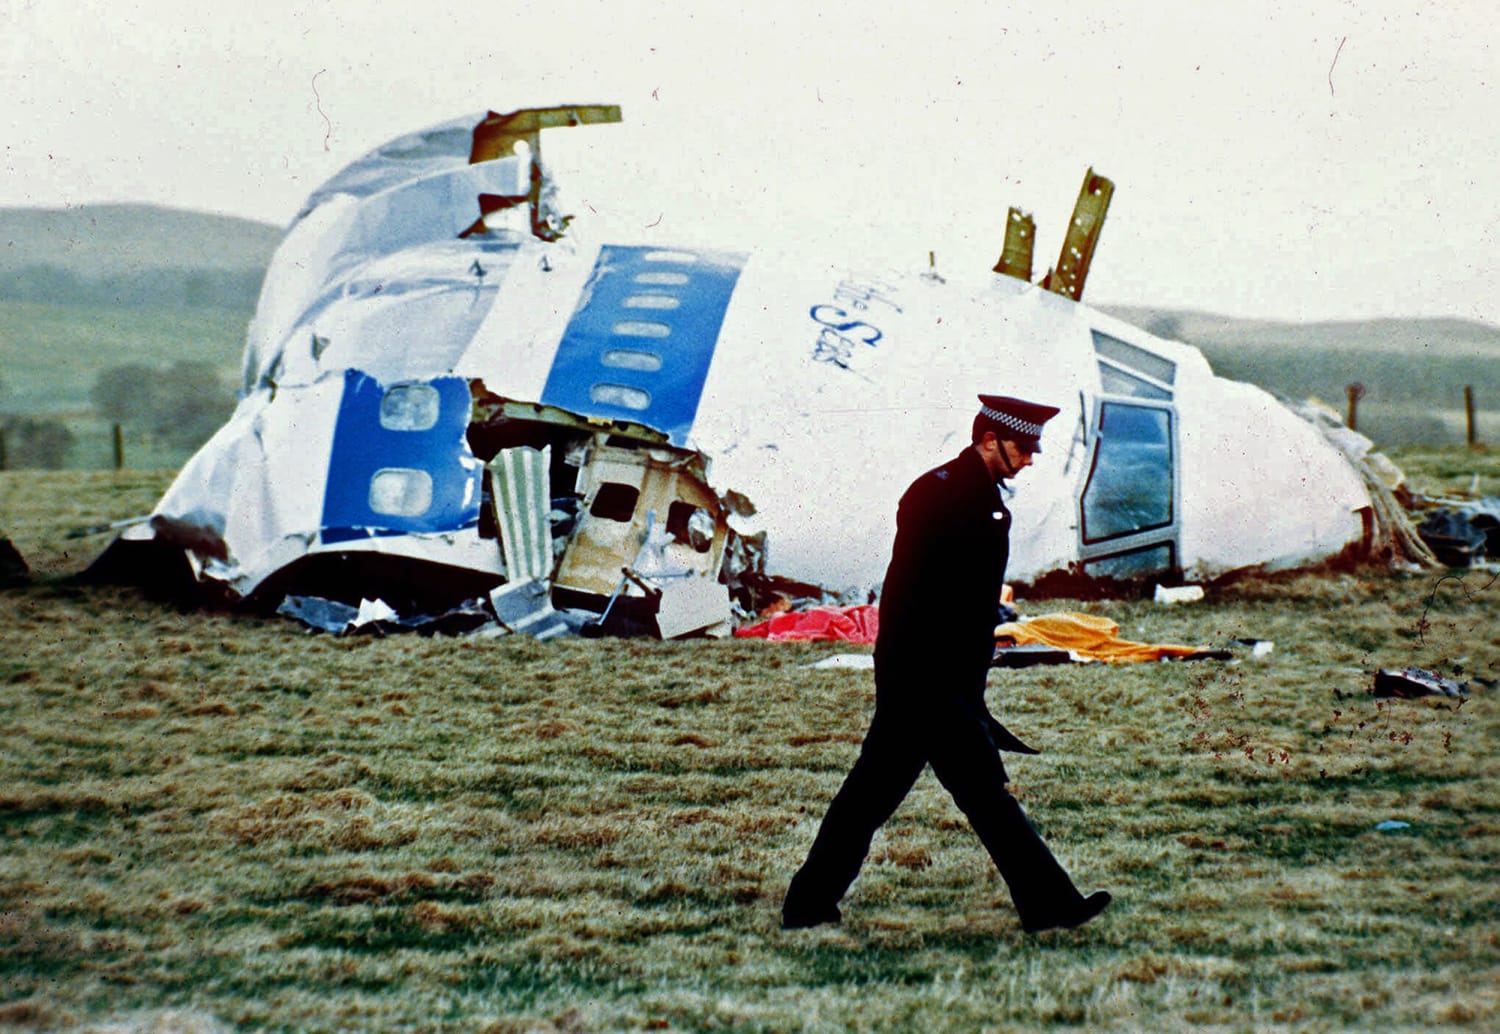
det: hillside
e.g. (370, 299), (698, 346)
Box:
(0, 204), (282, 309)
(1104, 306), (1500, 445)
(0, 203), (282, 274)
(1104, 306), (1500, 357)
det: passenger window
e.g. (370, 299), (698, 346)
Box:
(602, 349), (663, 372)
(379, 383), (441, 431)
(612, 320), (671, 339)
(368, 468), (433, 516)
(590, 383), (651, 410)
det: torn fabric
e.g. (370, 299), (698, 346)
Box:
(734, 604), (880, 643)
(994, 612), (1208, 663)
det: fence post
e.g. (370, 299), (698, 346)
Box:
(1464, 386), (1477, 448)
(113, 424), (125, 470)
(1345, 383), (1365, 431)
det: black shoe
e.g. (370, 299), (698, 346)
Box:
(781, 904), (841, 930)
(1021, 891), (1112, 934)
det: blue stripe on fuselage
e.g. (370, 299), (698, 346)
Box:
(539, 245), (746, 446)
(321, 369), (482, 544)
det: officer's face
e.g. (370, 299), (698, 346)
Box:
(979, 433), (1036, 480)
(1002, 439), (1035, 473)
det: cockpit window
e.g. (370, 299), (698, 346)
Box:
(1081, 402), (1174, 543)
(1093, 330), (1175, 401)
(1098, 363), (1172, 400)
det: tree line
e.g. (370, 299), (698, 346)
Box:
(0, 363), (237, 469)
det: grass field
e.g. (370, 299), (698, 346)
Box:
(0, 301), (248, 416)
(2, 452), (1499, 1032)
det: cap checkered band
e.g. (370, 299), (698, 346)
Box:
(979, 404), (1043, 438)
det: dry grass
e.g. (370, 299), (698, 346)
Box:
(2, 453), (1499, 1031)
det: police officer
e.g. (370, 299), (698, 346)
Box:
(781, 395), (1111, 934)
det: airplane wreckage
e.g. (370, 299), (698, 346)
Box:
(93, 105), (1430, 638)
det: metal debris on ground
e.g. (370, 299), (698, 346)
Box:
(991, 643), (1074, 668)
(277, 594), (500, 637)
(1412, 498), (1500, 567)
(488, 579), (572, 640)
(1371, 666), (1468, 699)
(803, 654), (876, 671)
(1227, 637), (1276, 659)
(1153, 583), (1205, 604)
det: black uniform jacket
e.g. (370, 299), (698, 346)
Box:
(874, 447), (1033, 752)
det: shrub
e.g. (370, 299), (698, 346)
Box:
(90, 360), (235, 449)
(0, 415), (75, 469)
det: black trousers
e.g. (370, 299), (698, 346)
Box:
(783, 701), (1087, 927)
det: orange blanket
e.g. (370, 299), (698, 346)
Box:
(994, 612), (1206, 663)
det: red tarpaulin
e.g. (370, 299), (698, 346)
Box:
(733, 605), (880, 643)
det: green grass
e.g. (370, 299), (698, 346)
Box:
(0, 299), (250, 471)
(2, 450), (1498, 1030)
(0, 300), (248, 415)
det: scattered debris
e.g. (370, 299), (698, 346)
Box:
(488, 579), (571, 639)
(746, 603), (1264, 666)
(1371, 667), (1468, 699)
(1227, 637), (1276, 660)
(277, 594), (496, 637)
(653, 574), (734, 638)
(1413, 500), (1500, 567)
(1374, 820), (1412, 832)
(279, 596), (384, 635)
(992, 643), (1073, 668)
(1154, 583), (1205, 605)
(804, 654), (875, 670)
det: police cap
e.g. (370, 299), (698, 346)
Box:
(976, 394), (1060, 453)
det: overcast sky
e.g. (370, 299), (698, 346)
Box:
(5, 1), (1497, 326)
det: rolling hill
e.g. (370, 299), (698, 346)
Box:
(0, 205), (281, 467)
(1103, 306), (1500, 358)
(0, 204), (281, 312)
(1102, 306), (1500, 445)
(0, 203), (282, 275)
